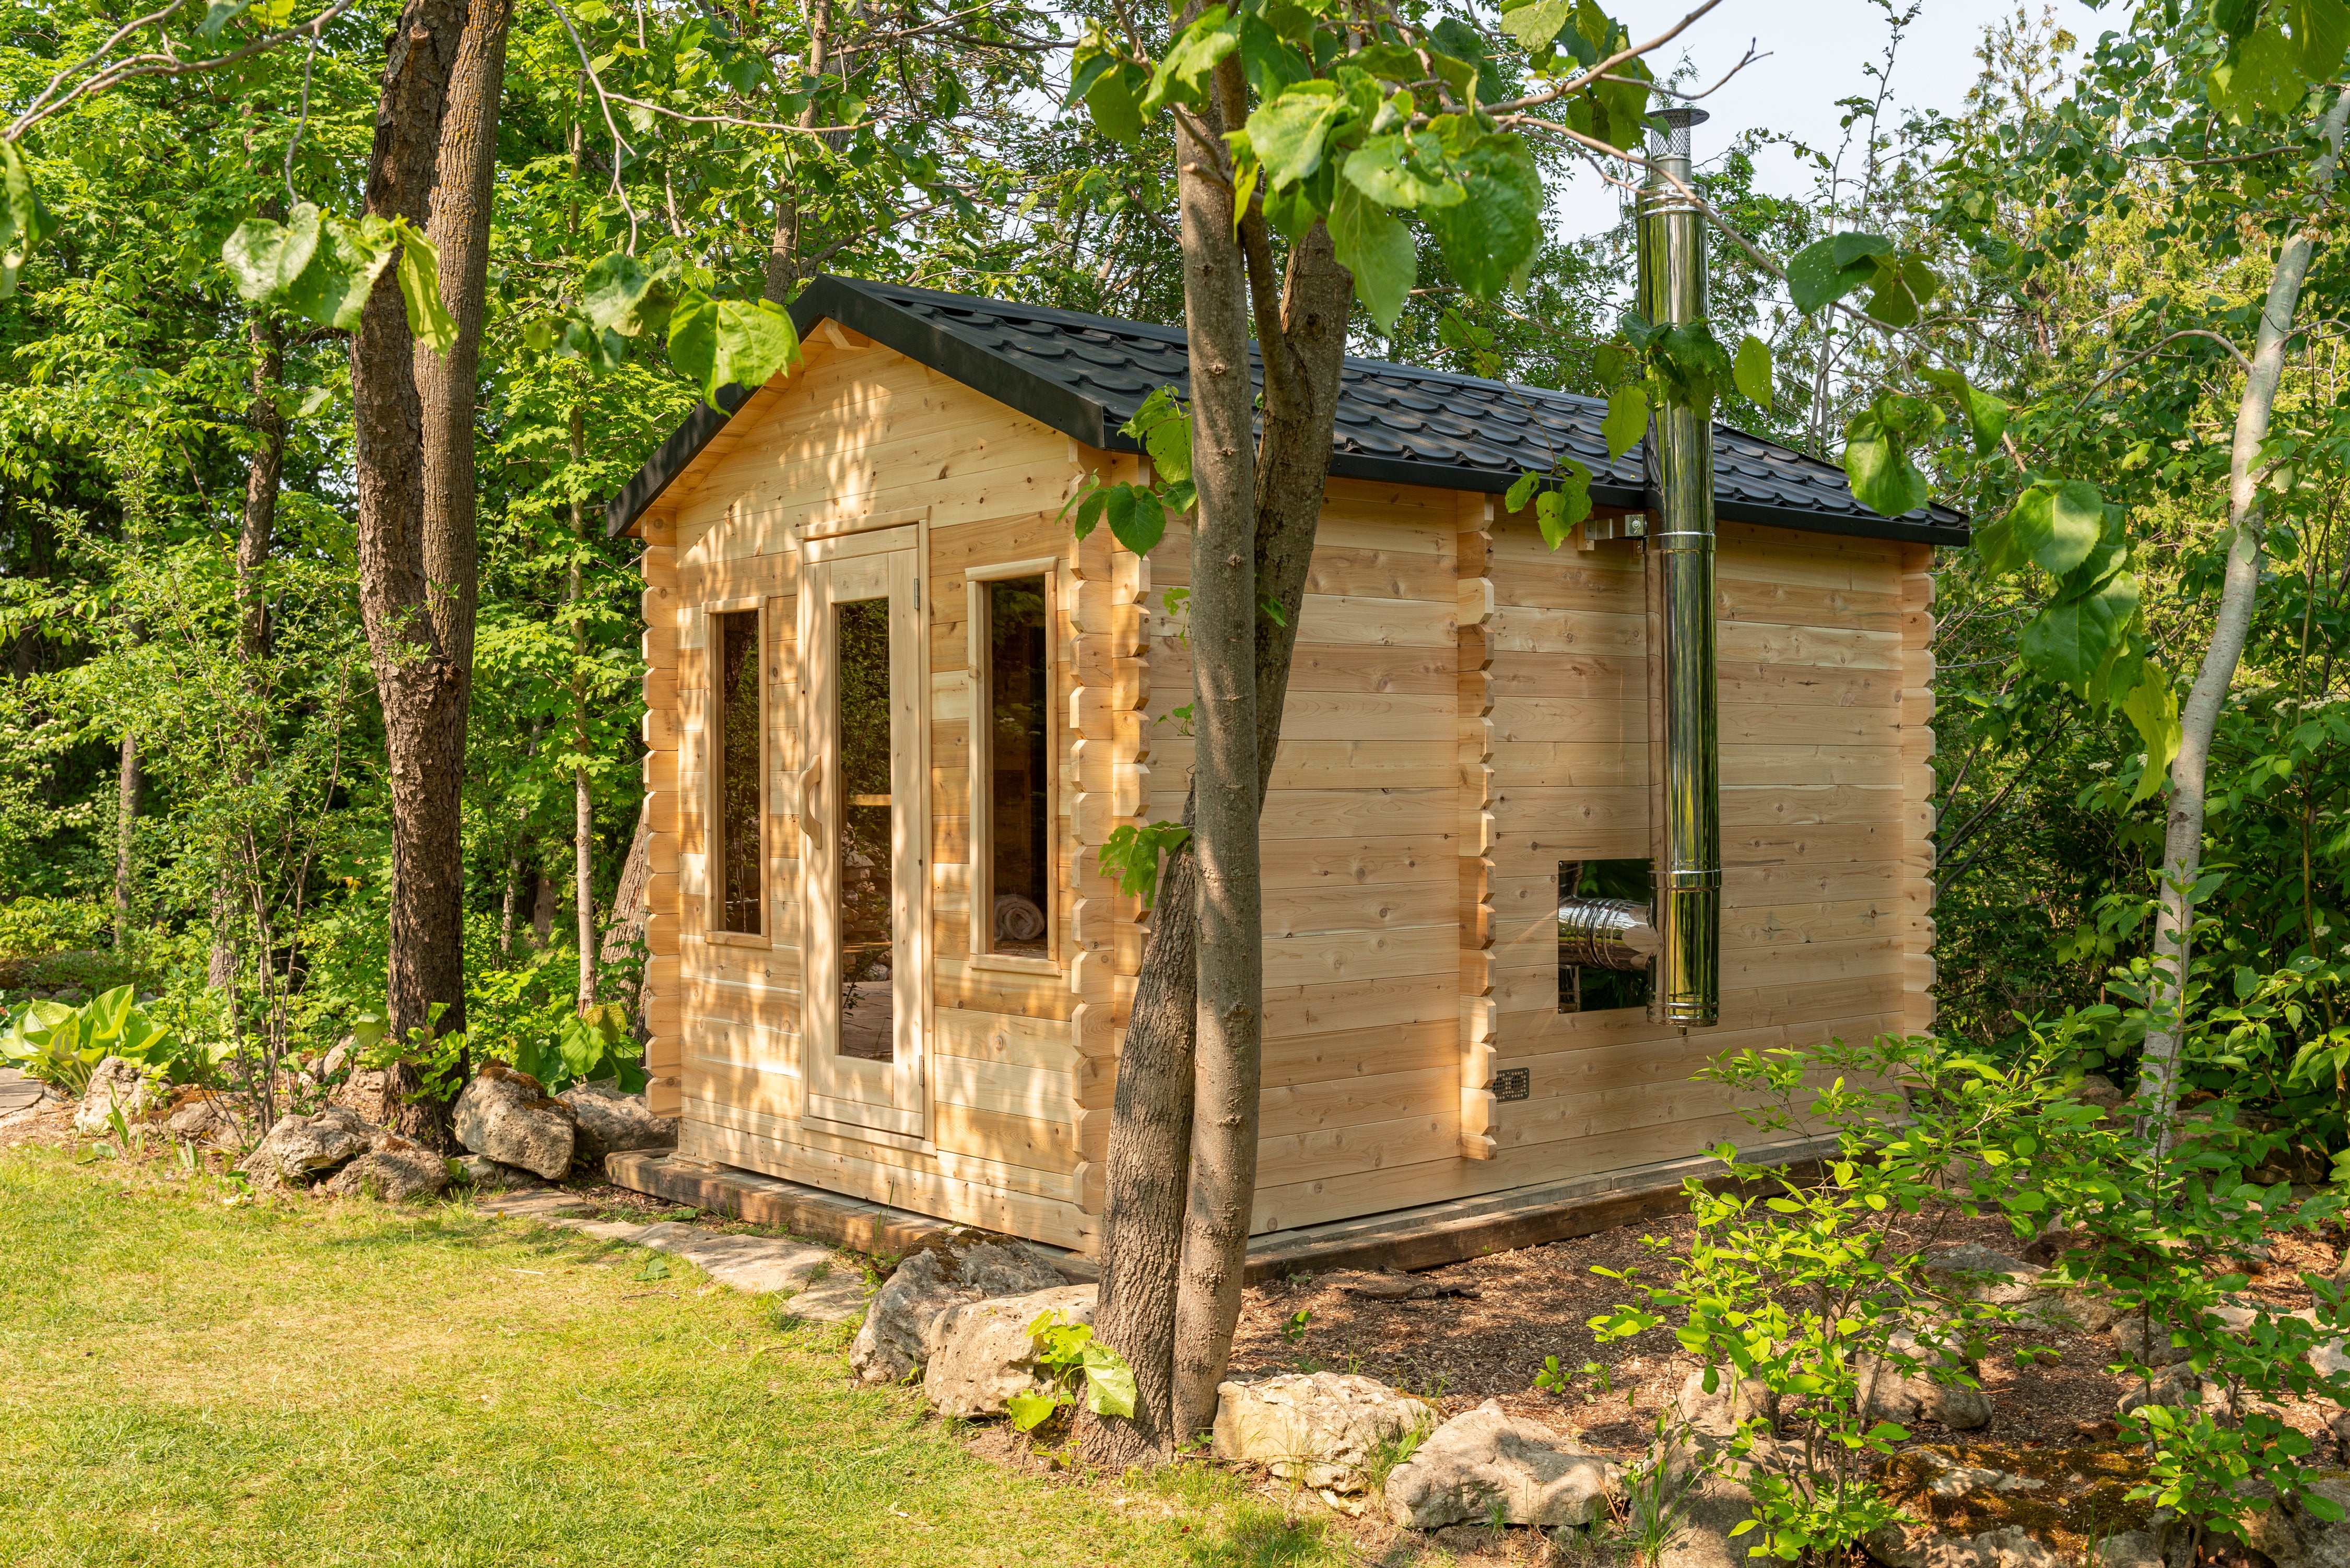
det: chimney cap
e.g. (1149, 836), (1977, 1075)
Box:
(1655, 106), (1710, 129)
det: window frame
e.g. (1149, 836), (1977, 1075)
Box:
(704, 597), (770, 947)
(965, 558), (1061, 975)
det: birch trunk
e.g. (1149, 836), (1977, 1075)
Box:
(2138, 88), (2350, 1137)
(113, 732), (140, 950)
(570, 402), (598, 1009)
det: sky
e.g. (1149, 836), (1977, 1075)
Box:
(1550, 0), (2114, 233)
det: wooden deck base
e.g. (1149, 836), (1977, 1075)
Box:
(606, 1135), (1834, 1285)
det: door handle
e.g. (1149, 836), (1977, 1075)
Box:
(800, 754), (822, 840)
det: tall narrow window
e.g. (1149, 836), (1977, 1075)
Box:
(979, 576), (1050, 956)
(714, 609), (763, 934)
(837, 597), (895, 1058)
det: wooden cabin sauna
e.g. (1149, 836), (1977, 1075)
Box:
(605, 274), (1955, 1257)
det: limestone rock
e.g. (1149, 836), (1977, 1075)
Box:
(1657, 1475), (1788, 1568)
(1383, 1399), (1620, 1530)
(2074, 1074), (2128, 1110)
(2097, 1531), (2165, 1568)
(74, 1056), (157, 1135)
(163, 1089), (243, 1149)
(237, 1106), (377, 1191)
(453, 1062), (575, 1178)
(1923, 1245), (2045, 1307)
(847, 1232), (1068, 1386)
(323, 1132), (450, 1202)
(558, 1081), (677, 1164)
(1867, 1524), (2062, 1568)
(1858, 1329), (1993, 1431)
(1212, 1372), (1435, 1491)
(921, 1283), (1097, 1419)
(2231, 1478), (2350, 1568)
(1675, 1366), (1780, 1437)
(451, 1153), (539, 1190)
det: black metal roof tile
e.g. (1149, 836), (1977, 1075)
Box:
(604, 274), (1969, 546)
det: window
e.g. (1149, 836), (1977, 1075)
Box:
(1556, 858), (1652, 1013)
(976, 574), (1051, 957)
(713, 608), (762, 935)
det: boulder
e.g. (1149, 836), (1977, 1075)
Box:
(1858, 1329), (1993, 1431)
(1866, 1524), (2063, 1568)
(74, 1056), (157, 1135)
(163, 1089), (243, 1149)
(2096, 1531), (2165, 1568)
(2115, 1304), (2252, 1367)
(847, 1232), (1069, 1386)
(237, 1106), (377, 1191)
(451, 1153), (539, 1190)
(1675, 1365), (1780, 1437)
(1211, 1372), (1435, 1491)
(2230, 1478), (2350, 1568)
(323, 1132), (450, 1202)
(558, 1081), (677, 1164)
(1923, 1245), (2045, 1307)
(453, 1062), (575, 1178)
(1383, 1399), (1621, 1529)
(1657, 1475), (1789, 1568)
(921, 1283), (1097, 1419)
(2074, 1074), (2128, 1111)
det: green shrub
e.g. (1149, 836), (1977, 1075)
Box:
(2, 985), (227, 1091)
(0, 897), (109, 960)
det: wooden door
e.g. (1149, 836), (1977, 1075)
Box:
(799, 530), (927, 1138)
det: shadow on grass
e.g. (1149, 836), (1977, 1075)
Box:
(1183, 1507), (1336, 1566)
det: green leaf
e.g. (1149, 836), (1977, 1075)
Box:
(1601, 384), (1648, 461)
(1342, 133), (1465, 209)
(2022, 570), (2142, 688)
(1080, 1341), (1138, 1418)
(1104, 485), (1167, 556)
(1006, 1389), (1063, 1432)
(2123, 667), (2182, 805)
(2287, 0), (2350, 79)
(1787, 232), (1891, 314)
(395, 224), (457, 356)
(1098, 820), (1192, 905)
(1424, 133), (1543, 298)
(1121, 386), (1193, 485)
(222, 204), (322, 302)
(1237, 13), (1310, 101)
(1500, 0), (1576, 51)
(2212, 27), (2307, 120)
(2007, 479), (2104, 577)
(0, 142), (58, 298)
(582, 250), (669, 337)
(1732, 335), (1772, 409)
(281, 218), (396, 333)
(1534, 466), (1593, 550)
(1860, 253), (1940, 328)
(1330, 180), (1416, 333)
(668, 295), (803, 407)
(1842, 393), (1943, 518)
(1141, 6), (1239, 117)
(1248, 80), (1349, 188)
(199, 0), (252, 36)
(1084, 63), (1145, 147)
(1918, 367), (2008, 456)
(1506, 470), (1540, 512)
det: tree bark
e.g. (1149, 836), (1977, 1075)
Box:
(113, 732), (140, 949)
(569, 402), (599, 1008)
(1086, 202), (1356, 1468)
(350, 0), (467, 1133)
(211, 314), (288, 996)
(2138, 87), (2350, 1138)
(761, 0), (832, 302)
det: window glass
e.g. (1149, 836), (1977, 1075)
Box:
(983, 577), (1050, 956)
(837, 597), (895, 1058)
(715, 609), (761, 934)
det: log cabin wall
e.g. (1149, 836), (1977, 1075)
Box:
(638, 333), (1111, 1250)
(1137, 495), (1935, 1238)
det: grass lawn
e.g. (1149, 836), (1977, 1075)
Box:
(0, 1148), (1350, 1567)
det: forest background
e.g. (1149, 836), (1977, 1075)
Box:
(4, 0), (2346, 1169)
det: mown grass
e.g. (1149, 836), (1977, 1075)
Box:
(0, 1148), (1347, 1567)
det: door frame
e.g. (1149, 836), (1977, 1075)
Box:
(795, 520), (932, 1146)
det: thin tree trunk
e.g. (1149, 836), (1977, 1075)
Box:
(570, 403), (598, 1008)
(9, 486), (50, 681)
(2139, 87), (2350, 1138)
(212, 314), (288, 997)
(113, 732), (140, 950)
(499, 845), (523, 959)
(350, 0), (467, 1134)
(762, 0), (832, 302)
(1084, 210), (1354, 1460)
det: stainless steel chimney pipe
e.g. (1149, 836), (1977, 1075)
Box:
(1637, 107), (1721, 1028)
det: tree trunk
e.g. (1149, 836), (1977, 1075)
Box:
(761, 0), (832, 302)
(113, 732), (140, 950)
(1085, 186), (1356, 1467)
(2138, 88), (2350, 1138)
(350, 0), (468, 1135)
(212, 314), (288, 996)
(570, 402), (598, 1008)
